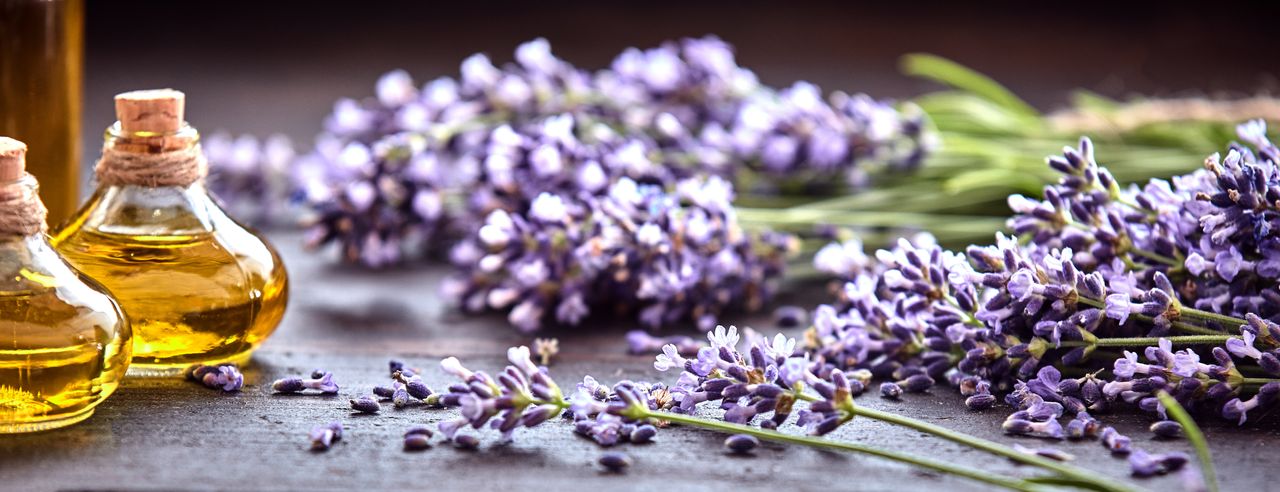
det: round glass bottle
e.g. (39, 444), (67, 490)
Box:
(52, 90), (288, 376)
(0, 137), (131, 433)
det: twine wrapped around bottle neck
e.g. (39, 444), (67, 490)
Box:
(0, 176), (49, 236)
(94, 143), (208, 188)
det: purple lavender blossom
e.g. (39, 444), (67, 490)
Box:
(272, 372), (339, 394)
(444, 175), (792, 332)
(188, 364), (244, 392)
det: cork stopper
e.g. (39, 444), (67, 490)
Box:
(115, 89), (185, 133)
(0, 137), (28, 182)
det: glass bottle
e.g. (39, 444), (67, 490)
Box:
(0, 137), (131, 433)
(0, 0), (84, 225)
(52, 90), (288, 376)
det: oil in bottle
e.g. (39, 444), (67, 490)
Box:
(52, 90), (288, 376)
(0, 137), (131, 432)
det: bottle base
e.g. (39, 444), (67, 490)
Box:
(0, 407), (95, 433)
(126, 350), (255, 377)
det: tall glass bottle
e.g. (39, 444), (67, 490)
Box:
(0, 0), (84, 225)
(0, 137), (130, 433)
(52, 90), (288, 376)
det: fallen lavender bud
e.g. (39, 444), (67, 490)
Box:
(403, 428), (432, 451)
(188, 364), (243, 392)
(629, 424), (657, 444)
(1066, 413), (1102, 440)
(394, 372), (433, 399)
(724, 434), (759, 454)
(1129, 449), (1189, 477)
(309, 421), (343, 451)
(350, 395), (381, 413)
(1002, 418), (1065, 440)
(1149, 420), (1183, 439)
(1100, 427), (1132, 454)
(772, 305), (808, 328)
(534, 337), (559, 366)
(898, 374), (935, 393)
(392, 384), (417, 408)
(598, 451), (632, 472)
(454, 434), (480, 449)
(965, 393), (997, 410)
(272, 372), (339, 394)
(880, 382), (903, 399)
(372, 385), (396, 398)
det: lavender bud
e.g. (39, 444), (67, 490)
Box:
(273, 377), (305, 393)
(880, 382), (903, 399)
(965, 393), (997, 410)
(404, 434), (432, 451)
(629, 424), (657, 444)
(373, 386), (396, 398)
(405, 379), (433, 400)
(1150, 420), (1183, 438)
(724, 434), (759, 454)
(598, 451), (632, 472)
(454, 434), (480, 449)
(899, 374), (935, 393)
(350, 395), (381, 413)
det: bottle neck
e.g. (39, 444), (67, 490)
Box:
(0, 174), (49, 237)
(96, 121), (207, 188)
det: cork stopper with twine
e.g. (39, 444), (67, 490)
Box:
(0, 137), (50, 236)
(94, 89), (208, 188)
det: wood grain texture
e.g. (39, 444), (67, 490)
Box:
(0, 231), (1277, 492)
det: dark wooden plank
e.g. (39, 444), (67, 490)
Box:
(1, 231), (1277, 491)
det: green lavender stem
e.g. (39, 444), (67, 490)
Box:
(790, 394), (1139, 492)
(1060, 335), (1237, 348)
(1155, 392), (1219, 492)
(640, 409), (1048, 492)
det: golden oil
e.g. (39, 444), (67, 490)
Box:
(0, 137), (131, 433)
(51, 90), (288, 376)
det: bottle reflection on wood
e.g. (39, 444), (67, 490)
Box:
(0, 0), (84, 226)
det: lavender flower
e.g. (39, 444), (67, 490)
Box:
(445, 175), (792, 332)
(598, 451), (632, 471)
(294, 36), (926, 268)
(187, 364), (244, 392)
(435, 347), (569, 441)
(1129, 449), (1189, 477)
(309, 421), (344, 451)
(404, 426), (433, 450)
(724, 434), (759, 454)
(272, 372), (339, 394)
(350, 395), (381, 413)
(204, 131), (297, 226)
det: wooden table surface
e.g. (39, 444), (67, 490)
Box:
(1, 230), (1277, 492)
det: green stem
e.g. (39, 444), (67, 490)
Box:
(642, 409), (1047, 492)
(1060, 335), (1235, 348)
(1177, 307), (1247, 329)
(846, 404), (1140, 492)
(1155, 392), (1218, 492)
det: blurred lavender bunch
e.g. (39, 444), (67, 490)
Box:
(803, 120), (1280, 426)
(204, 132), (297, 227)
(292, 36), (928, 267)
(443, 175), (794, 332)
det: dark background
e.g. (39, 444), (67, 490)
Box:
(84, 1), (1280, 158)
